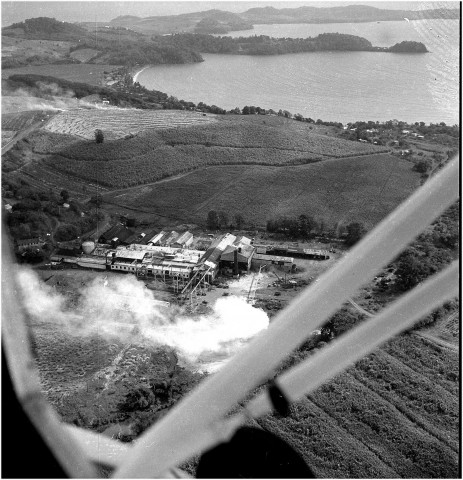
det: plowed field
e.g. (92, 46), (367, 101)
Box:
(43, 108), (218, 139)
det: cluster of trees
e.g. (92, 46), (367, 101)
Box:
(66, 31), (417, 69)
(207, 211), (245, 230)
(4, 17), (87, 41)
(3, 177), (102, 249)
(393, 201), (458, 292)
(388, 41), (428, 53)
(151, 32), (378, 57)
(266, 215), (366, 245)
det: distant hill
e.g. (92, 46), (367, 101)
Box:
(108, 5), (458, 34)
(2, 17), (88, 41)
(240, 5), (460, 24)
(109, 9), (252, 35)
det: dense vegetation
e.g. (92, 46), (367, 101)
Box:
(3, 17), (88, 41)
(5, 74), (171, 108)
(3, 17), (428, 71)
(389, 41), (429, 53)
(2, 176), (103, 247)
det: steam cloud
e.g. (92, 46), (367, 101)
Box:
(17, 268), (269, 372)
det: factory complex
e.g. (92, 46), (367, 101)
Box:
(51, 227), (330, 290)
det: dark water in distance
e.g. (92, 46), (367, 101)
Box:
(137, 19), (459, 124)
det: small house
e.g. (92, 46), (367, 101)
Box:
(15, 238), (44, 252)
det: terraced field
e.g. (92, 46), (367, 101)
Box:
(43, 108), (218, 139)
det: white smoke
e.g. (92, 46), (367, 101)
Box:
(17, 268), (269, 372)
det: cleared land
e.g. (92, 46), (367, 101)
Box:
(1, 63), (117, 85)
(102, 156), (420, 229)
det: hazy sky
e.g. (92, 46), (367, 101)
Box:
(1, 1), (458, 26)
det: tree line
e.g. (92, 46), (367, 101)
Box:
(206, 210), (367, 246)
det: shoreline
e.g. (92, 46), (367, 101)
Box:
(133, 65), (150, 83)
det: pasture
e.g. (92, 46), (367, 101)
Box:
(102, 155), (421, 229)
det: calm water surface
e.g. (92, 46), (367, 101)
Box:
(138, 19), (459, 124)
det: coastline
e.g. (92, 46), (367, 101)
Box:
(133, 65), (150, 83)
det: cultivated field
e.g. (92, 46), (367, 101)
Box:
(102, 155), (421, 229)
(21, 111), (391, 191)
(43, 108), (218, 140)
(2, 130), (16, 146)
(258, 330), (459, 478)
(2, 110), (51, 130)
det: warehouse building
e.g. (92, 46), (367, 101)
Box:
(173, 231), (194, 248)
(110, 248), (148, 273)
(219, 236), (255, 274)
(98, 225), (135, 247)
(251, 253), (295, 272)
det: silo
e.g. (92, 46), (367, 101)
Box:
(82, 241), (95, 255)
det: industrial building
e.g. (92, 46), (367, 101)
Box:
(50, 230), (310, 294)
(255, 245), (329, 260)
(251, 253), (295, 272)
(98, 225), (135, 247)
(219, 236), (255, 274)
(173, 231), (194, 248)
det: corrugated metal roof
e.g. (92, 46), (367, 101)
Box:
(234, 236), (252, 246)
(147, 230), (167, 245)
(163, 231), (179, 245)
(200, 233), (236, 265)
(175, 231), (193, 245)
(221, 244), (255, 261)
(114, 249), (147, 260)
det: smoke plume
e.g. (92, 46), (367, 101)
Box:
(17, 268), (269, 372)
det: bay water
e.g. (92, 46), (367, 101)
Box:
(137, 19), (459, 124)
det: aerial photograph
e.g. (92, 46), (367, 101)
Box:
(1, 0), (460, 478)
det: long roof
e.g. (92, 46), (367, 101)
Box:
(175, 231), (193, 245)
(221, 243), (255, 261)
(200, 233), (236, 266)
(114, 249), (147, 261)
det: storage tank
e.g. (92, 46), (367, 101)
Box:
(82, 241), (95, 255)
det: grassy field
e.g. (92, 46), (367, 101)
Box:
(1, 63), (118, 85)
(102, 155), (420, 229)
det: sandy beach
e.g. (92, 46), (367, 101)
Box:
(133, 65), (149, 83)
